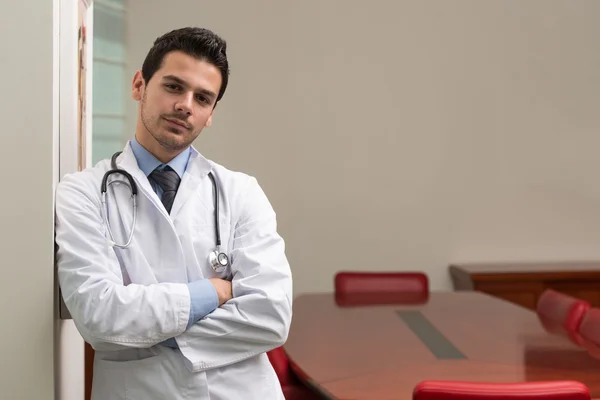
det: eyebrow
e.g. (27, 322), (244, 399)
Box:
(162, 74), (217, 100)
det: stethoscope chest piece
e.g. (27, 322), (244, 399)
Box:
(209, 249), (230, 272)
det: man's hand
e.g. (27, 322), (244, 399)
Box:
(209, 278), (233, 306)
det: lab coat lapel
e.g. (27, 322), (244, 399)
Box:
(169, 147), (213, 219)
(116, 143), (170, 221)
(112, 143), (189, 283)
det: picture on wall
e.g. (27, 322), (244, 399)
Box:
(77, 0), (89, 171)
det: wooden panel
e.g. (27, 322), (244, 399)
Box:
(482, 290), (538, 309)
(449, 262), (600, 310)
(449, 261), (600, 277)
(285, 292), (600, 400)
(474, 281), (544, 310)
(549, 282), (600, 306)
(85, 342), (94, 400)
(449, 265), (475, 290)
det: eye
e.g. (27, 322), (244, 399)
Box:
(195, 94), (210, 104)
(165, 84), (181, 91)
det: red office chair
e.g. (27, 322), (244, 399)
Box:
(413, 380), (591, 400)
(535, 289), (590, 345)
(577, 308), (600, 358)
(266, 347), (322, 400)
(334, 271), (429, 306)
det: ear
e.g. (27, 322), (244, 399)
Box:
(131, 70), (145, 101)
(205, 111), (214, 128)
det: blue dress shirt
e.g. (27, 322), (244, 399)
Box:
(129, 138), (219, 346)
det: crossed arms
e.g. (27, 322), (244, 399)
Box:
(55, 174), (292, 372)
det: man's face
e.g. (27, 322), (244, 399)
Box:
(132, 51), (222, 155)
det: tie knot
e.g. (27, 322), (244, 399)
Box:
(149, 166), (181, 192)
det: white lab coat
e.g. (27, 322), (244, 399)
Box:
(55, 142), (293, 400)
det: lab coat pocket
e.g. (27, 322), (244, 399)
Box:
(91, 351), (176, 400)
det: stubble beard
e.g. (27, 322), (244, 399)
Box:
(140, 92), (194, 152)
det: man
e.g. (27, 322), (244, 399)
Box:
(55, 27), (293, 399)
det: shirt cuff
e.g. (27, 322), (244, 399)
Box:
(186, 279), (219, 328)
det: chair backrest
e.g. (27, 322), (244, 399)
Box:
(413, 380), (591, 400)
(578, 307), (600, 353)
(536, 289), (590, 344)
(334, 271), (428, 296)
(266, 346), (296, 387)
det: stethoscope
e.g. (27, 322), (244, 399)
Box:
(100, 151), (230, 273)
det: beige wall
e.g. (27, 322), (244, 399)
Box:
(0, 0), (56, 398)
(126, 0), (600, 296)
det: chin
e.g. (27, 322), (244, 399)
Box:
(159, 135), (191, 151)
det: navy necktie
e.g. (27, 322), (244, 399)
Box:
(149, 166), (181, 214)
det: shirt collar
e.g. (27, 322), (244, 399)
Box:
(129, 136), (190, 179)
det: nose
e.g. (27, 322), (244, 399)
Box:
(175, 92), (194, 115)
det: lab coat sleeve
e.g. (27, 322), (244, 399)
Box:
(55, 174), (191, 351)
(176, 176), (293, 372)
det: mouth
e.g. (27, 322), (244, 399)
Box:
(163, 117), (190, 130)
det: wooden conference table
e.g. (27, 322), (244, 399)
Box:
(284, 291), (600, 400)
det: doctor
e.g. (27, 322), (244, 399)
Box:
(55, 27), (293, 399)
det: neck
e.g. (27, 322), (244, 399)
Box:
(135, 126), (179, 164)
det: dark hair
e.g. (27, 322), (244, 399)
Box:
(141, 27), (230, 103)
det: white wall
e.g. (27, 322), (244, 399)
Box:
(0, 0), (56, 398)
(126, 0), (600, 296)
